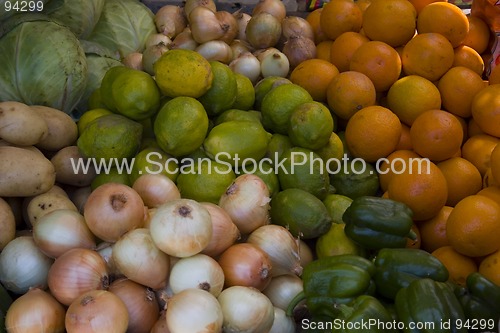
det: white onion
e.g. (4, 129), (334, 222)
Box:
(142, 43), (170, 75)
(150, 311), (170, 333)
(0, 236), (53, 294)
(132, 174), (181, 208)
(170, 27), (199, 50)
(230, 39), (253, 60)
(200, 202), (240, 257)
(216, 10), (239, 44)
(262, 274), (304, 311)
(260, 49), (290, 78)
(146, 33), (173, 49)
(96, 242), (122, 279)
(269, 307), (296, 333)
(299, 239), (314, 267)
(154, 5), (187, 38)
(189, 6), (225, 44)
(195, 40), (233, 64)
(229, 52), (261, 84)
(234, 11), (252, 41)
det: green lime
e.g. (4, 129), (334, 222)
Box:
(261, 83), (313, 134)
(329, 159), (380, 199)
(265, 133), (293, 161)
(99, 66), (128, 112)
(240, 160), (280, 198)
(322, 194), (353, 224)
(140, 137), (161, 151)
(77, 108), (114, 135)
(139, 117), (156, 140)
(270, 188), (332, 239)
(215, 109), (262, 125)
(232, 72), (256, 111)
(315, 223), (366, 259)
(337, 131), (352, 158)
(314, 132), (344, 164)
(198, 61), (237, 117)
(88, 88), (107, 110)
(77, 114), (142, 160)
(288, 101), (334, 150)
(153, 49), (213, 98)
(254, 76), (292, 110)
(130, 147), (179, 184)
(153, 96), (209, 157)
(176, 160), (236, 204)
(91, 170), (131, 190)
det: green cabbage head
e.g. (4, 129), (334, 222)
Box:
(47, 0), (106, 39)
(0, 20), (88, 114)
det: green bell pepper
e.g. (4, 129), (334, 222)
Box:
(286, 254), (375, 319)
(395, 278), (467, 333)
(373, 248), (449, 299)
(342, 196), (416, 250)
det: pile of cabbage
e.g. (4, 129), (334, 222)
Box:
(0, 0), (157, 119)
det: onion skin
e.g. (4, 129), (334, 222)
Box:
(200, 202), (240, 257)
(262, 274), (304, 311)
(229, 52), (261, 84)
(281, 16), (315, 41)
(195, 40), (233, 64)
(142, 43), (170, 75)
(252, 0), (287, 22)
(282, 36), (317, 69)
(234, 11), (252, 41)
(132, 174), (181, 208)
(184, 0), (216, 19)
(216, 10), (239, 44)
(246, 12), (282, 49)
(170, 27), (198, 51)
(150, 311), (170, 333)
(189, 6), (225, 44)
(154, 5), (187, 38)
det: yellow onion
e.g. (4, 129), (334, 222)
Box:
(96, 242), (122, 279)
(132, 174), (181, 208)
(184, 0), (216, 19)
(65, 290), (129, 333)
(245, 12), (282, 49)
(84, 183), (146, 243)
(122, 52), (144, 71)
(234, 11), (252, 41)
(150, 311), (170, 333)
(154, 5), (187, 38)
(252, 0), (286, 22)
(195, 40), (233, 64)
(299, 239), (314, 267)
(47, 248), (109, 306)
(189, 6), (225, 44)
(262, 274), (304, 311)
(281, 16), (315, 41)
(200, 202), (240, 257)
(216, 10), (239, 44)
(217, 243), (272, 291)
(230, 39), (253, 60)
(5, 288), (65, 333)
(282, 36), (317, 69)
(170, 27), (199, 50)
(109, 278), (160, 333)
(260, 49), (290, 78)
(142, 42), (170, 75)
(145, 33), (173, 49)
(269, 307), (296, 333)
(229, 51), (261, 84)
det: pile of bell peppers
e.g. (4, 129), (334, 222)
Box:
(288, 196), (500, 333)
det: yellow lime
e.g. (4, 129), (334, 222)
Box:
(91, 171), (131, 190)
(215, 109), (262, 125)
(254, 76), (292, 111)
(329, 159), (380, 199)
(266, 133), (293, 161)
(232, 73), (256, 111)
(314, 132), (345, 164)
(316, 223), (366, 258)
(77, 108), (114, 135)
(288, 101), (334, 150)
(322, 193), (353, 224)
(198, 61), (237, 117)
(153, 49), (213, 98)
(130, 147), (179, 184)
(99, 66), (128, 112)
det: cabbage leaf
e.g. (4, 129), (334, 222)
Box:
(46, 0), (105, 39)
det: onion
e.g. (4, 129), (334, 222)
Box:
(247, 225), (302, 276)
(218, 286), (275, 333)
(154, 5), (187, 38)
(112, 228), (170, 290)
(196, 40), (233, 63)
(47, 248), (109, 306)
(200, 202), (240, 257)
(122, 52), (144, 71)
(234, 11), (252, 41)
(142, 43), (170, 75)
(282, 36), (317, 69)
(5, 288), (66, 333)
(109, 278), (160, 333)
(217, 243), (273, 291)
(132, 174), (181, 208)
(146, 33), (173, 49)
(84, 183), (146, 243)
(219, 174), (271, 235)
(184, 0), (216, 19)
(299, 239), (314, 267)
(216, 10), (239, 44)
(166, 288), (223, 333)
(230, 39), (253, 60)
(252, 0), (287, 22)
(269, 307), (296, 333)
(0, 236), (53, 294)
(96, 242), (122, 279)
(149, 199), (212, 258)
(260, 49), (290, 77)
(189, 6), (225, 44)
(262, 274), (304, 311)
(170, 27), (198, 50)
(246, 12), (282, 49)
(65, 290), (129, 333)
(169, 254), (224, 296)
(33, 209), (96, 258)
(229, 51), (261, 84)
(150, 311), (170, 333)
(281, 16), (315, 41)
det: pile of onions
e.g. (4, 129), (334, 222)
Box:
(47, 248), (109, 306)
(282, 36), (317, 69)
(83, 183), (146, 243)
(229, 52), (261, 84)
(195, 40), (233, 64)
(108, 278), (160, 333)
(145, 33), (172, 49)
(132, 174), (181, 208)
(245, 12), (282, 49)
(234, 11), (251, 41)
(5, 288), (66, 333)
(215, 10), (239, 44)
(262, 274), (304, 311)
(166, 288), (223, 333)
(281, 16), (315, 41)
(154, 5), (187, 38)
(170, 27), (198, 50)
(65, 290), (129, 333)
(96, 242), (121, 278)
(189, 6), (225, 43)
(260, 49), (290, 78)
(200, 202), (240, 257)
(252, 0), (287, 23)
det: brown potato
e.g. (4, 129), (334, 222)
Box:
(31, 105), (78, 151)
(51, 146), (97, 187)
(26, 191), (78, 227)
(0, 197), (16, 250)
(0, 101), (48, 146)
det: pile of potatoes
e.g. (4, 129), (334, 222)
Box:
(0, 101), (96, 250)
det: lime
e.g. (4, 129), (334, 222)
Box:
(140, 137), (161, 151)
(329, 158), (380, 199)
(270, 188), (332, 239)
(198, 61), (237, 117)
(314, 132), (344, 164)
(261, 83), (313, 134)
(91, 171), (131, 190)
(337, 131), (352, 158)
(77, 108), (114, 135)
(215, 109), (262, 125)
(88, 88), (107, 110)
(77, 114), (142, 160)
(203, 120), (271, 168)
(153, 49), (213, 98)
(130, 147), (179, 184)
(240, 160), (280, 198)
(232, 72), (256, 111)
(315, 223), (366, 259)
(265, 133), (293, 161)
(288, 101), (334, 150)
(153, 96), (209, 157)
(99, 66), (128, 112)
(139, 117), (155, 140)
(322, 194), (353, 224)
(254, 76), (292, 110)
(176, 160), (236, 204)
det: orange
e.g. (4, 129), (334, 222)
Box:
(453, 45), (485, 77)
(489, 65), (500, 85)
(289, 59), (339, 102)
(410, 109), (463, 162)
(463, 15), (491, 55)
(395, 123), (413, 151)
(461, 134), (499, 176)
(406, 224), (421, 249)
(378, 149), (420, 192)
(418, 205), (452, 253)
(386, 74), (442, 126)
(401, 32), (455, 82)
(431, 245), (478, 287)
(477, 185), (500, 205)
(344, 105), (401, 162)
(479, 249), (500, 286)
(319, 0), (363, 40)
(306, 8), (328, 44)
(437, 66), (487, 118)
(361, 0), (417, 47)
(446, 194), (500, 257)
(467, 118), (486, 137)
(437, 157), (483, 206)
(356, 0), (372, 12)
(490, 144), (500, 184)
(407, 0), (447, 15)
(416, 2), (469, 48)
(326, 71), (377, 120)
(316, 40), (334, 62)
(330, 31), (370, 72)
(471, 84), (500, 138)
(387, 159), (448, 220)
(349, 40), (402, 92)
(455, 114), (468, 145)
(483, 168), (499, 188)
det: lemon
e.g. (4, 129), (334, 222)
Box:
(91, 170), (131, 190)
(232, 72), (256, 111)
(77, 108), (114, 135)
(130, 147), (179, 184)
(314, 132), (344, 164)
(266, 133), (293, 161)
(288, 101), (334, 150)
(329, 159), (379, 199)
(254, 76), (292, 110)
(100, 66), (128, 112)
(322, 193), (353, 224)
(261, 83), (313, 134)
(198, 61), (237, 117)
(153, 49), (213, 98)
(215, 109), (262, 125)
(153, 96), (209, 157)
(315, 223), (366, 258)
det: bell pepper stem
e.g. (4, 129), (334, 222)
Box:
(286, 290), (305, 317)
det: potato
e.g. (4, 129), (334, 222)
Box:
(51, 146), (97, 187)
(0, 146), (56, 197)
(0, 101), (48, 146)
(21, 184), (68, 224)
(26, 191), (78, 226)
(30, 105), (78, 151)
(0, 197), (16, 250)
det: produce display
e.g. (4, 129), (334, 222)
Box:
(0, 0), (500, 332)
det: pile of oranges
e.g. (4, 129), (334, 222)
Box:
(289, 0), (500, 289)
